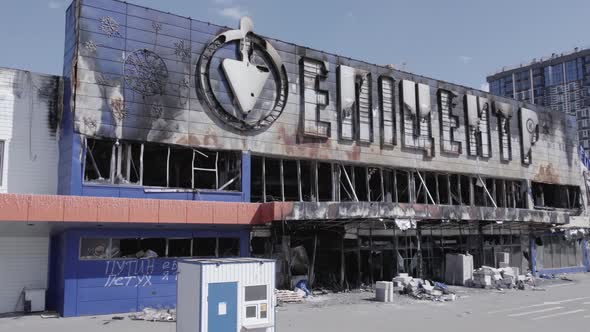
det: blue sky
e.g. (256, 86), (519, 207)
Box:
(1, 0), (589, 90)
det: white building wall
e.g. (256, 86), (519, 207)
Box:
(0, 236), (50, 313)
(0, 67), (60, 194)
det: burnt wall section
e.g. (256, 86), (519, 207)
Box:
(70, 0), (580, 188)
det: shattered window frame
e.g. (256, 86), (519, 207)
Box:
(83, 137), (241, 191)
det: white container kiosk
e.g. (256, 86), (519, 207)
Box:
(177, 258), (276, 332)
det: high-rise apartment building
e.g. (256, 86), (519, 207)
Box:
(487, 48), (590, 149)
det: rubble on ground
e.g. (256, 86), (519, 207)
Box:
(129, 308), (175, 322)
(275, 289), (305, 304)
(467, 266), (535, 290)
(378, 273), (457, 302)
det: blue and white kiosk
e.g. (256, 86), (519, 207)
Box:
(177, 258), (276, 332)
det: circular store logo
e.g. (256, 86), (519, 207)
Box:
(526, 118), (536, 133)
(196, 17), (289, 131)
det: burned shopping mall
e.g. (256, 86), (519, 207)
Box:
(0, 0), (587, 317)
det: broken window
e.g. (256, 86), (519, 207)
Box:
(300, 160), (316, 201)
(115, 142), (142, 185)
(532, 182), (581, 209)
(217, 151), (241, 191)
(317, 162), (333, 201)
(368, 167), (382, 202)
(143, 144), (169, 187)
(79, 238), (111, 259)
(251, 156), (264, 202)
(472, 177), (485, 206)
(193, 237), (217, 257)
(283, 159), (299, 201)
(424, 172), (437, 204)
(84, 138), (114, 183)
(460, 175), (472, 205)
(264, 158), (282, 201)
(339, 165), (356, 201)
(168, 147), (193, 188)
(0, 140), (4, 185)
(168, 238), (192, 257)
(382, 169), (395, 202)
(111, 238), (140, 258)
(354, 166), (368, 201)
(396, 170), (410, 203)
(413, 171), (427, 204)
(218, 237), (240, 257)
(437, 174), (450, 205)
(138, 238), (166, 258)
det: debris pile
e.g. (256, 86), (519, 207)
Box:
(275, 289), (304, 304)
(467, 266), (532, 290)
(387, 273), (457, 302)
(129, 308), (176, 322)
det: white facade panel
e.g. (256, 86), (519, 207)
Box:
(0, 236), (49, 313)
(0, 68), (60, 194)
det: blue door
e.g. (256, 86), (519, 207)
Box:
(208, 282), (237, 332)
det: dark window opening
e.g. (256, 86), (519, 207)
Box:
(168, 238), (192, 257)
(300, 160), (315, 201)
(111, 238), (140, 258)
(251, 156), (264, 202)
(217, 151), (241, 191)
(438, 174), (450, 205)
(317, 162), (333, 201)
(532, 182), (581, 209)
(139, 238), (166, 258)
(495, 179), (506, 207)
(424, 172), (437, 204)
(383, 169), (394, 202)
(368, 167), (382, 202)
(80, 238), (110, 259)
(218, 238), (240, 257)
(460, 175), (471, 205)
(473, 177), (485, 206)
(513, 181), (526, 208)
(116, 142), (141, 184)
(169, 147), (193, 189)
(193, 237), (217, 257)
(84, 138), (113, 183)
(143, 144), (169, 187)
(340, 165), (355, 201)
(264, 158), (282, 201)
(413, 172), (427, 204)
(354, 166), (368, 201)
(283, 159), (299, 201)
(396, 170), (410, 203)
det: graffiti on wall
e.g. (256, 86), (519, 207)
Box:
(103, 259), (178, 287)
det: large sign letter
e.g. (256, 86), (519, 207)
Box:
(520, 107), (539, 165)
(438, 89), (461, 154)
(494, 101), (513, 161)
(379, 76), (396, 147)
(300, 57), (330, 137)
(464, 94), (492, 158)
(400, 80), (434, 157)
(338, 65), (372, 142)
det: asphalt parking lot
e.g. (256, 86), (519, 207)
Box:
(2, 274), (590, 332)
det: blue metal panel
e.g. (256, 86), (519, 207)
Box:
(58, 228), (248, 316)
(207, 282), (237, 332)
(583, 239), (589, 272)
(82, 185), (121, 197)
(77, 299), (138, 316)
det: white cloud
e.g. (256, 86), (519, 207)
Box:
(458, 55), (473, 64)
(480, 83), (490, 92)
(219, 7), (248, 20)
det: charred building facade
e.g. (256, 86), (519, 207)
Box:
(0, 0), (588, 317)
